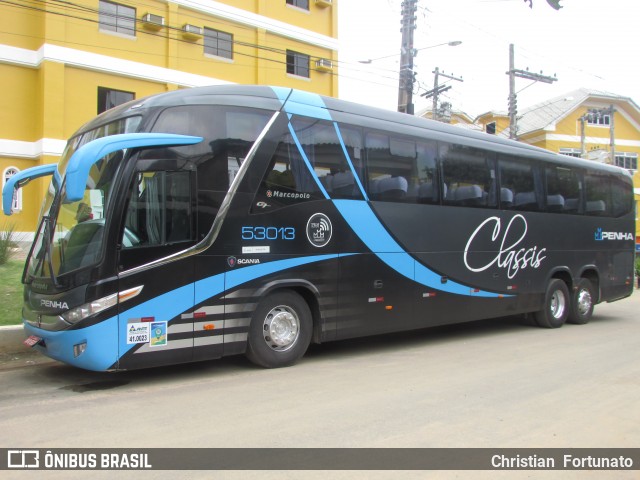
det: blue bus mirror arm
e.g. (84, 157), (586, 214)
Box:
(65, 133), (203, 203)
(2, 163), (58, 215)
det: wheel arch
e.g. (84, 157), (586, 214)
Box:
(548, 267), (573, 292)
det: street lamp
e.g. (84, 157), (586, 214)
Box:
(358, 41), (462, 64)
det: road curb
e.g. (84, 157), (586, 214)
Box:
(0, 325), (28, 355)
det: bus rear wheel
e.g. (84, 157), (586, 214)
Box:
(567, 278), (594, 325)
(245, 290), (312, 368)
(535, 279), (570, 329)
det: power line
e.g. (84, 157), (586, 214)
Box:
(1, 0), (373, 82)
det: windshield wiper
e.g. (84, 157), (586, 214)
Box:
(22, 215), (61, 288)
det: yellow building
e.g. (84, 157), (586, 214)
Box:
(1, 0), (338, 238)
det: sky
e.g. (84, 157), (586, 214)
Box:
(337, 0), (640, 119)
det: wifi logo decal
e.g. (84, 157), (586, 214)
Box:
(306, 213), (333, 248)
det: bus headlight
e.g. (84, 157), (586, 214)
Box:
(62, 293), (118, 324)
(61, 286), (143, 324)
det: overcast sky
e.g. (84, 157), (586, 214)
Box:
(338, 0), (640, 118)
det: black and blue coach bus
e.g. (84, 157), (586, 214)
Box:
(3, 85), (635, 371)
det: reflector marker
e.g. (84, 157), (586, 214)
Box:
(119, 285), (144, 303)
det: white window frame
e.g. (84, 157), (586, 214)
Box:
(3, 166), (22, 212)
(614, 152), (638, 171)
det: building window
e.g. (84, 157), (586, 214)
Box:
(3, 167), (22, 212)
(97, 87), (135, 114)
(286, 50), (310, 78)
(615, 152), (638, 171)
(99, 1), (136, 37)
(204, 28), (233, 59)
(485, 122), (496, 135)
(286, 0), (310, 9)
(559, 148), (582, 158)
(586, 112), (610, 126)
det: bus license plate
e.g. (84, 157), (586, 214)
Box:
(24, 335), (41, 347)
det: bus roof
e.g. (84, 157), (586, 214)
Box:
(74, 85), (631, 180)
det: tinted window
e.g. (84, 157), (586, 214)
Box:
(256, 129), (325, 210)
(585, 172), (633, 218)
(498, 157), (543, 212)
(151, 105), (272, 233)
(611, 176), (633, 217)
(290, 117), (364, 200)
(123, 171), (193, 248)
(365, 133), (415, 202)
(441, 144), (496, 208)
(546, 166), (582, 214)
(584, 173), (611, 216)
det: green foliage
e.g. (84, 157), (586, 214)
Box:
(635, 255), (640, 276)
(0, 223), (18, 266)
(0, 259), (24, 326)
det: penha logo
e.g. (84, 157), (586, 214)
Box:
(306, 213), (332, 248)
(595, 227), (633, 241)
(40, 299), (69, 310)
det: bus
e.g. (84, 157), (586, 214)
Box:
(3, 85), (635, 371)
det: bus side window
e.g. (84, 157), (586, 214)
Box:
(610, 176), (633, 217)
(122, 170), (194, 249)
(290, 117), (364, 200)
(365, 132), (417, 203)
(253, 129), (325, 211)
(441, 143), (497, 208)
(585, 173), (611, 216)
(498, 157), (543, 212)
(545, 166), (582, 214)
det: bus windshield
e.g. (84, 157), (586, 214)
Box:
(25, 116), (141, 283)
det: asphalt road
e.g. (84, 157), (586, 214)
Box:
(1, 290), (639, 480)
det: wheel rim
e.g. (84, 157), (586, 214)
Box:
(262, 305), (300, 352)
(576, 288), (592, 316)
(550, 289), (567, 319)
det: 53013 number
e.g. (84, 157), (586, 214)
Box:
(242, 226), (295, 241)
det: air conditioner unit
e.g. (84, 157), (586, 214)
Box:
(315, 0), (332, 7)
(315, 58), (333, 72)
(181, 24), (203, 40)
(141, 13), (165, 30)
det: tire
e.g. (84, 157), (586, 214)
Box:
(567, 278), (595, 325)
(534, 279), (570, 329)
(245, 290), (312, 368)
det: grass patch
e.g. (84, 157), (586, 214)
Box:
(0, 260), (25, 326)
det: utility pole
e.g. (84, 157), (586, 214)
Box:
(579, 114), (586, 157)
(579, 106), (616, 163)
(423, 67), (463, 122)
(397, 0), (418, 115)
(608, 104), (616, 165)
(507, 43), (557, 139)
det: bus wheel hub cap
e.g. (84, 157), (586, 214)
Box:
(263, 306), (299, 351)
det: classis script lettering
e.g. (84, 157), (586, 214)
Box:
(464, 214), (547, 279)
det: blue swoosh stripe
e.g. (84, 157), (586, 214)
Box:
(333, 199), (505, 298)
(194, 254), (342, 305)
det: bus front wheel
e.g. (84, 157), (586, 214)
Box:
(567, 278), (594, 325)
(246, 290), (312, 368)
(535, 279), (570, 329)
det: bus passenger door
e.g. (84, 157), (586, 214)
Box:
(116, 168), (199, 370)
